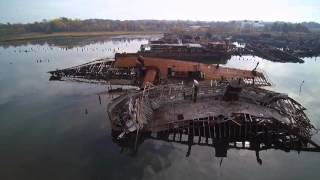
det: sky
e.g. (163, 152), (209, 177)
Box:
(0, 0), (319, 23)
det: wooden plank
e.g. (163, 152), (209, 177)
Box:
(208, 119), (212, 142)
(198, 120), (201, 144)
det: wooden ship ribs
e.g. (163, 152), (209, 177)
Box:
(108, 82), (320, 155)
(48, 58), (138, 85)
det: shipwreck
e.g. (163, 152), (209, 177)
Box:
(49, 54), (270, 88)
(48, 53), (319, 159)
(148, 32), (307, 63)
(138, 41), (233, 64)
(107, 80), (319, 154)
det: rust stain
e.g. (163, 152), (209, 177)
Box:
(143, 68), (157, 86)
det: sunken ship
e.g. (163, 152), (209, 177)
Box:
(49, 54), (269, 88)
(109, 82), (320, 162)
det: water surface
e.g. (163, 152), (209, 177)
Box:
(0, 36), (319, 180)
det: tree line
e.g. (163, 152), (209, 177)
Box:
(0, 17), (314, 36)
(263, 22), (310, 33)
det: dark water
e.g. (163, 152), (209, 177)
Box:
(0, 36), (319, 180)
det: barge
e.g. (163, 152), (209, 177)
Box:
(137, 42), (234, 64)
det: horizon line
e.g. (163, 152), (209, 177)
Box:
(1, 17), (319, 25)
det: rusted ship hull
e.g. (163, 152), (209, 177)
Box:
(137, 52), (231, 64)
(49, 55), (271, 87)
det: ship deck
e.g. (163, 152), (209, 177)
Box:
(147, 97), (289, 132)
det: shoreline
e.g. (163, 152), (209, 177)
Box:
(0, 31), (162, 43)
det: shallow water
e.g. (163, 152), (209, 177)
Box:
(0, 36), (319, 180)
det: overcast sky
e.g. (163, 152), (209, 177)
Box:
(0, 0), (319, 23)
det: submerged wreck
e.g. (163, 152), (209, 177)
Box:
(49, 54), (270, 88)
(234, 43), (305, 63)
(108, 81), (320, 159)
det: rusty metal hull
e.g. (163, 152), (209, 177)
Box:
(49, 55), (271, 87)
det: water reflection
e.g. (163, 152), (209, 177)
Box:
(111, 123), (320, 166)
(0, 34), (161, 49)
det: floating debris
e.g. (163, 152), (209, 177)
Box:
(98, 95), (102, 105)
(299, 80), (305, 95)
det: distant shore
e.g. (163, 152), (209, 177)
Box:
(0, 31), (162, 42)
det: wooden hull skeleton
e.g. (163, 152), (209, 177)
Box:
(107, 81), (319, 155)
(48, 58), (138, 86)
(48, 54), (271, 88)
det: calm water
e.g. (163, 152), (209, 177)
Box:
(0, 36), (320, 180)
